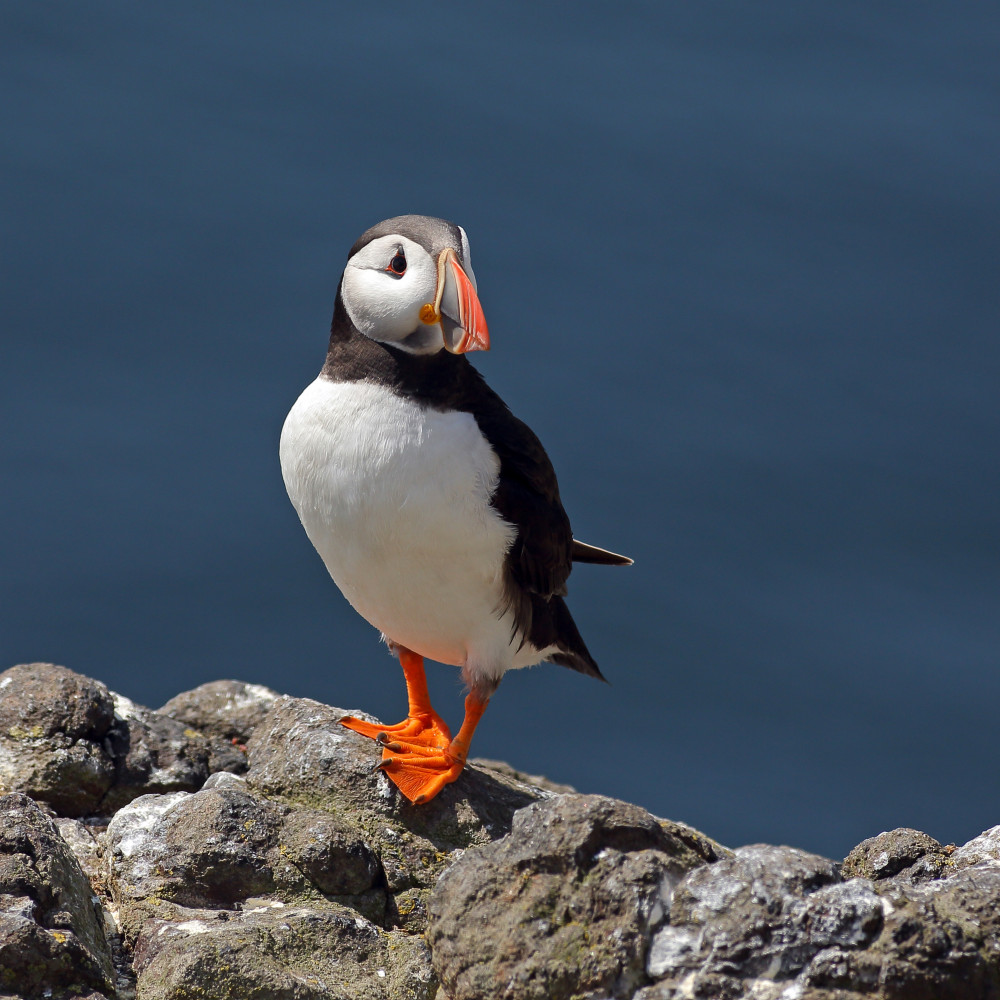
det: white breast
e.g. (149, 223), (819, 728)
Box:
(279, 377), (529, 676)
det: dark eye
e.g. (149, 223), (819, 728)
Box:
(387, 251), (406, 275)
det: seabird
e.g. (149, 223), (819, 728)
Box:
(279, 215), (631, 803)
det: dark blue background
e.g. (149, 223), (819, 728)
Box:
(3, 3), (998, 859)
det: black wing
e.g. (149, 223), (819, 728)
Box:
(452, 370), (602, 682)
(468, 389), (574, 603)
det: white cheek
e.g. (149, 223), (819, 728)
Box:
(342, 269), (415, 339)
(341, 253), (438, 345)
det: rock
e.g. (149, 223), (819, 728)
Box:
(842, 827), (948, 881)
(0, 793), (114, 997)
(100, 695), (581, 997)
(645, 844), (884, 997)
(105, 769), (439, 998)
(159, 679), (281, 744)
(53, 817), (138, 998)
(132, 903), (435, 1000)
(0, 663), (117, 815)
(949, 824), (1000, 870)
(0, 663), (116, 742)
(428, 821), (1000, 1000)
(246, 695), (552, 931)
(101, 689), (586, 998)
(100, 692), (247, 813)
(426, 794), (725, 1000)
(628, 832), (1000, 1000)
(867, 848), (1000, 1000)
(53, 816), (105, 888)
(0, 664), (247, 818)
(107, 773), (383, 941)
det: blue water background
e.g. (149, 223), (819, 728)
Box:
(2, 3), (998, 858)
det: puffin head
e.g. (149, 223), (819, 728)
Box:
(339, 215), (490, 356)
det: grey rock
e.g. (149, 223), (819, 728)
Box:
(0, 793), (114, 997)
(132, 902), (435, 1000)
(0, 664), (246, 818)
(53, 816), (105, 888)
(625, 834), (1000, 1000)
(426, 794), (722, 1000)
(99, 696), (585, 999)
(159, 678), (281, 744)
(863, 861), (1000, 999)
(949, 824), (1000, 870)
(842, 827), (947, 881)
(54, 817), (138, 1000)
(0, 662), (116, 742)
(0, 663), (117, 815)
(103, 693), (511, 999)
(99, 692), (247, 813)
(633, 982), (865, 999)
(650, 847), (884, 997)
(106, 774), (382, 943)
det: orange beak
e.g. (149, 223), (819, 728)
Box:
(434, 248), (490, 354)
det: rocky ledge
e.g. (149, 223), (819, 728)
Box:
(0, 662), (997, 1000)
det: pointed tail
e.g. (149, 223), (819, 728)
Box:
(571, 539), (633, 566)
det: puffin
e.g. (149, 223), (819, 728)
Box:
(279, 215), (631, 804)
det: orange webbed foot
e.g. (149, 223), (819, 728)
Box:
(378, 746), (467, 804)
(343, 648), (488, 804)
(340, 711), (451, 749)
(374, 690), (488, 803)
(341, 713), (465, 802)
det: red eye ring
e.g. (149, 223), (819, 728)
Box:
(386, 251), (406, 276)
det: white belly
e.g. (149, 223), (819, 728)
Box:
(279, 377), (524, 672)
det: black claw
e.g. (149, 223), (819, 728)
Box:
(375, 733), (404, 752)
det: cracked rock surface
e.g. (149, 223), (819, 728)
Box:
(0, 793), (115, 997)
(1, 661), (999, 999)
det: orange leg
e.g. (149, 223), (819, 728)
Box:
(340, 647), (452, 748)
(378, 691), (489, 804)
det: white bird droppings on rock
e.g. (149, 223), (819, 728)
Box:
(107, 791), (190, 861)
